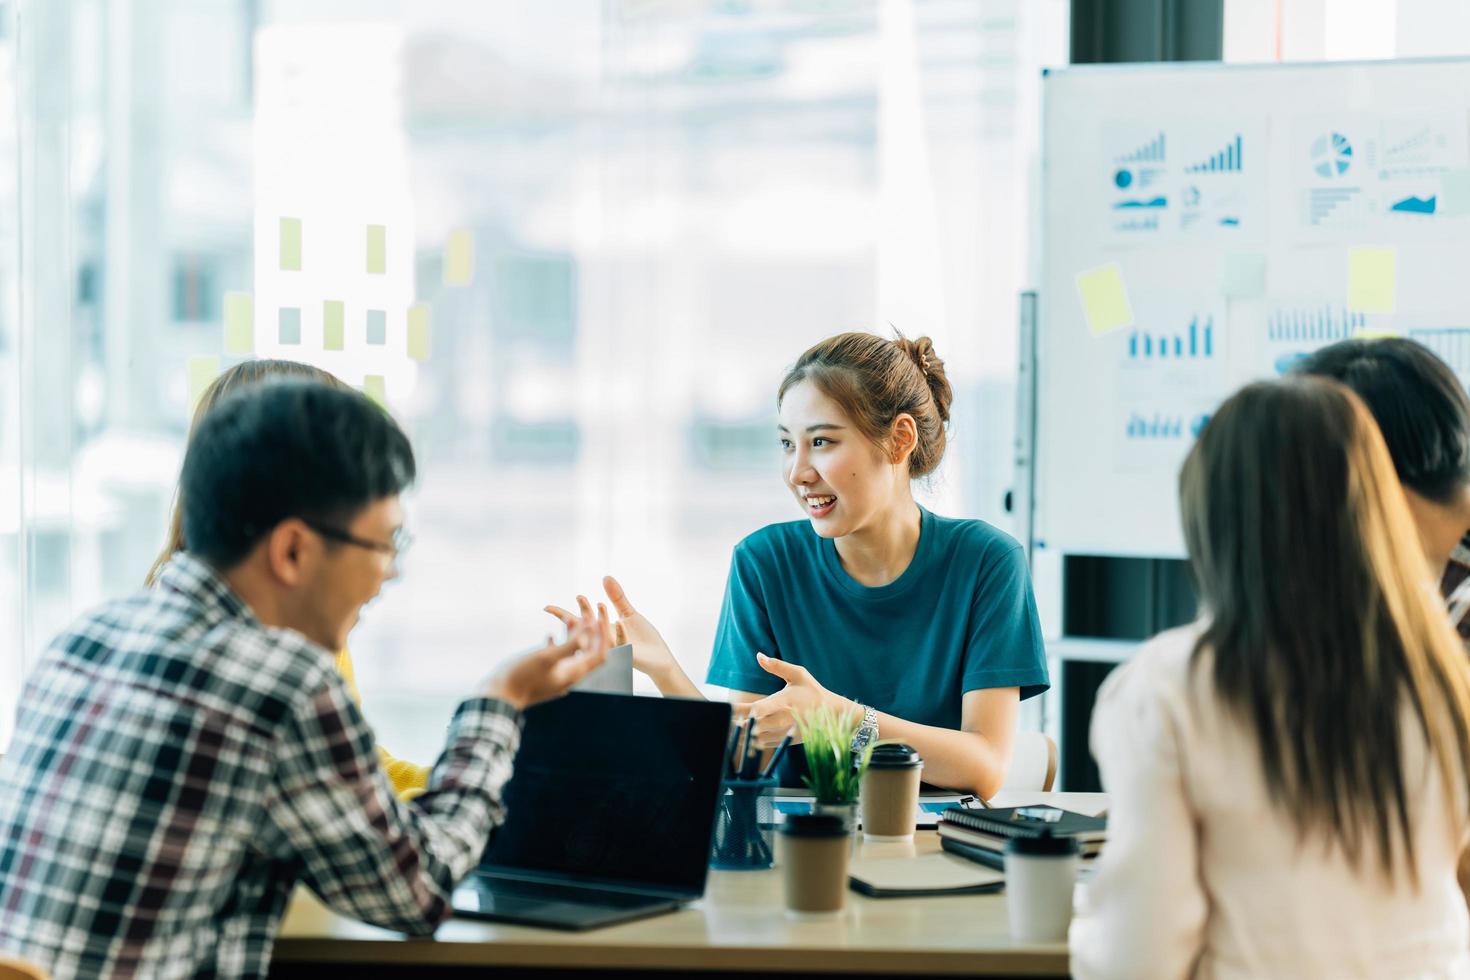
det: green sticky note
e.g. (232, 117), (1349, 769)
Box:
(362, 374), (387, 408)
(279, 217), (302, 271)
(444, 229), (474, 286)
(1440, 169), (1470, 217)
(1221, 252), (1265, 299)
(1075, 262), (1134, 336)
(1348, 247), (1396, 313)
(187, 355), (220, 414)
(366, 224), (386, 275)
(223, 292), (254, 354)
(407, 304), (431, 361)
(323, 300), (345, 351)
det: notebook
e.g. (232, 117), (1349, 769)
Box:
(848, 853), (1005, 898)
(939, 835), (1005, 870)
(941, 804), (1107, 843)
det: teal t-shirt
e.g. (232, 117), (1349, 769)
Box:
(706, 507), (1049, 732)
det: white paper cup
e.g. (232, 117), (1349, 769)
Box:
(1005, 834), (1080, 943)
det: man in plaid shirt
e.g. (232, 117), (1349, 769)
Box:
(0, 381), (607, 979)
(1297, 339), (1470, 642)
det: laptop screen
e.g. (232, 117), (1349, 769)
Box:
(478, 692), (732, 896)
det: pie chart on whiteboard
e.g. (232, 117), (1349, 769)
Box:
(1311, 132), (1352, 178)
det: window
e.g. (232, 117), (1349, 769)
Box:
(5, 0), (1066, 760)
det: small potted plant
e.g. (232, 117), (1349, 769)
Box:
(795, 705), (874, 833)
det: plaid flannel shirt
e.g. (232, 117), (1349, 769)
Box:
(0, 553), (522, 979)
(1443, 532), (1470, 645)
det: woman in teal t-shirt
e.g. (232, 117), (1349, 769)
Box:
(549, 332), (1048, 798)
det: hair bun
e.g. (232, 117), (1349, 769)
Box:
(895, 335), (952, 426)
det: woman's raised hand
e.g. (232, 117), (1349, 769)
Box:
(544, 576), (680, 686)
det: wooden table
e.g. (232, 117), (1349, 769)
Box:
(270, 791), (1106, 977)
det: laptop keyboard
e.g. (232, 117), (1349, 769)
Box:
(471, 874), (663, 910)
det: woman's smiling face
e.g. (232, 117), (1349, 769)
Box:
(778, 379), (899, 538)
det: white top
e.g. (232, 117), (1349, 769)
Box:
(1070, 625), (1470, 980)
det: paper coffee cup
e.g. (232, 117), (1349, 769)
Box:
(780, 814), (851, 914)
(860, 743), (923, 840)
(1004, 833), (1080, 943)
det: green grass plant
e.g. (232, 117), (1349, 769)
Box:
(795, 705), (875, 805)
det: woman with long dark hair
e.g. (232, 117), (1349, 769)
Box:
(1070, 377), (1470, 977)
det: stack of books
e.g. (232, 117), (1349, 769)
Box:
(938, 804), (1107, 870)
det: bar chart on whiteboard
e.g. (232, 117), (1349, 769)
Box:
(1041, 58), (1470, 558)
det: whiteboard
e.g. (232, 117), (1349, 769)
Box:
(1037, 58), (1470, 559)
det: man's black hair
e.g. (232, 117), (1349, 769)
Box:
(1294, 338), (1470, 504)
(180, 379), (416, 570)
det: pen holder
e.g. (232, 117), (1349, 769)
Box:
(710, 778), (777, 871)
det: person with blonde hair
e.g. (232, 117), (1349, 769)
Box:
(148, 359), (429, 798)
(1071, 377), (1470, 978)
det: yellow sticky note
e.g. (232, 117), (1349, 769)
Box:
(407, 304), (431, 361)
(223, 292), (254, 354)
(1352, 327), (1402, 340)
(1348, 247), (1396, 313)
(279, 217), (302, 272)
(187, 355), (220, 414)
(444, 229), (474, 286)
(1075, 262), (1134, 336)
(323, 300), (345, 351)
(366, 224), (386, 275)
(362, 374), (387, 408)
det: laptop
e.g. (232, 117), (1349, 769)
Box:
(451, 691), (732, 930)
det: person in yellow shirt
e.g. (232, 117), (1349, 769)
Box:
(146, 358), (430, 799)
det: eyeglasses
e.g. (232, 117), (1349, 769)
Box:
(302, 520), (414, 561)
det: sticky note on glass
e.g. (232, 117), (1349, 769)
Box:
(366, 224), (386, 275)
(1075, 262), (1134, 336)
(1221, 252), (1265, 299)
(362, 374), (387, 408)
(187, 355), (220, 414)
(1347, 247), (1396, 313)
(323, 300), (345, 351)
(279, 217), (302, 271)
(1440, 169), (1470, 217)
(444, 229), (474, 286)
(366, 309), (386, 345)
(224, 292), (253, 354)
(407, 303), (431, 361)
(278, 307), (301, 345)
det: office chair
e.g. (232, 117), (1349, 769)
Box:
(1000, 731), (1058, 793)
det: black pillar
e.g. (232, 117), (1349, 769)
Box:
(1071, 0), (1223, 64)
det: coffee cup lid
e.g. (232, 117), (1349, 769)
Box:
(1005, 830), (1080, 857)
(866, 743), (922, 769)
(780, 814), (849, 838)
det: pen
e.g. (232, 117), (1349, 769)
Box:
(759, 733), (793, 781)
(735, 718), (754, 779)
(724, 724), (742, 778)
(740, 721), (762, 779)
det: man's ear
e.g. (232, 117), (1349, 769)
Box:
(265, 519), (316, 587)
(889, 413), (919, 466)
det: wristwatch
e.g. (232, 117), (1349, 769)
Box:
(849, 702), (879, 756)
